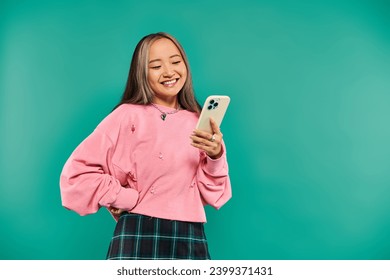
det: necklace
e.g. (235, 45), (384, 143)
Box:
(151, 103), (181, 121)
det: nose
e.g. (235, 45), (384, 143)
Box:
(162, 64), (174, 77)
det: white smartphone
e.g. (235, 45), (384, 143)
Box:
(195, 95), (230, 134)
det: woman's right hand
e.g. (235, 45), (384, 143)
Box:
(109, 207), (125, 215)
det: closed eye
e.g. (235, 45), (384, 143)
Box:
(150, 65), (161, 69)
(172, 61), (181, 65)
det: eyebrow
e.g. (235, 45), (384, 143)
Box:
(149, 54), (181, 64)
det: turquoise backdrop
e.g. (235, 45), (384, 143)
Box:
(1, 0), (390, 259)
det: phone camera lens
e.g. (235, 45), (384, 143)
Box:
(214, 102), (219, 108)
(209, 99), (215, 104)
(207, 105), (213, 110)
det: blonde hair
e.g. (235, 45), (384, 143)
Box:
(114, 32), (201, 113)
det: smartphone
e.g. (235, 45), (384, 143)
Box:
(195, 95), (230, 134)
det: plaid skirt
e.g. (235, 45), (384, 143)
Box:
(106, 212), (211, 260)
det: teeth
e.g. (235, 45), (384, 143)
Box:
(163, 79), (177, 85)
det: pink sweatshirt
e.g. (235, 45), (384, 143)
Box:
(59, 103), (232, 222)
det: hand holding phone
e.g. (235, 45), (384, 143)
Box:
(191, 95), (230, 159)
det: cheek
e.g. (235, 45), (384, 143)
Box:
(181, 66), (188, 80)
(148, 72), (158, 86)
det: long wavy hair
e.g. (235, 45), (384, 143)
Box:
(113, 32), (201, 113)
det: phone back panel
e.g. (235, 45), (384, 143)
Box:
(196, 95), (230, 134)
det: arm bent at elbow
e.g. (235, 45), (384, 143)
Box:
(59, 129), (139, 216)
(196, 148), (232, 209)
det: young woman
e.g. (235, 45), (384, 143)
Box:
(60, 32), (232, 260)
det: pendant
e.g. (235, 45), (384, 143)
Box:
(161, 113), (166, 121)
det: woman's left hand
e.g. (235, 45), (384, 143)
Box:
(190, 118), (223, 159)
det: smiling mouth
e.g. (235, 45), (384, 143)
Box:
(161, 78), (179, 86)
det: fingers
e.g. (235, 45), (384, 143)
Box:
(110, 207), (125, 215)
(190, 139), (220, 158)
(190, 118), (223, 158)
(193, 118), (223, 141)
(190, 130), (221, 147)
(209, 117), (221, 135)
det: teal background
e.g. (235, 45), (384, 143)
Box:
(1, 0), (390, 259)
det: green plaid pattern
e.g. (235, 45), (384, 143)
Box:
(106, 212), (211, 260)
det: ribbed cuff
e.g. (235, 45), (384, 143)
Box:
(205, 153), (226, 174)
(111, 187), (139, 211)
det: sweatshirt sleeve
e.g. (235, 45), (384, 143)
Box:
(195, 142), (232, 209)
(59, 128), (139, 216)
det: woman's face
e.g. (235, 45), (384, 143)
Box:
(148, 38), (187, 106)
